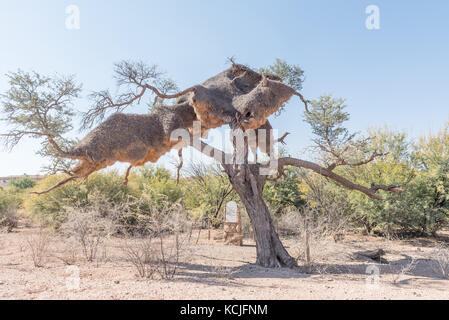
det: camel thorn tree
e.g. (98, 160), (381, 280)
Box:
(1, 60), (401, 268)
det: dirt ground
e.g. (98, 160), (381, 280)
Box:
(0, 220), (448, 300)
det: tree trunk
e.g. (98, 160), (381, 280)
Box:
(229, 164), (297, 268)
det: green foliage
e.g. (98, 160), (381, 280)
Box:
(182, 163), (236, 226)
(8, 177), (36, 190)
(129, 166), (183, 222)
(0, 70), (80, 174)
(346, 127), (449, 236)
(263, 167), (305, 214)
(0, 188), (20, 230)
(260, 58), (304, 91)
(304, 95), (351, 144)
(0, 188), (19, 211)
(23, 165), (184, 228)
(24, 171), (131, 226)
(412, 123), (449, 170)
(260, 58), (304, 115)
(304, 95), (376, 167)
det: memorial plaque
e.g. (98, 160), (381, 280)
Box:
(225, 201), (238, 223)
(224, 201), (242, 246)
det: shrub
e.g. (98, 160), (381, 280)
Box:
(431, 243), (449, 280)
(27, 228), (51, 267)
(0, 189), (20, 231)
(121, 237), (159, 278)
(181, 163), (236, 227)
(62, 202), (116, 262)
(130, 166), (183, 204)
(119, 194), (192, 279)
(263, 167), (305, 214)
(273, 208), (303, 236)
(348, 127), (449, 236)
(24, 171), (131, 227)
(8, 177), (36, 190)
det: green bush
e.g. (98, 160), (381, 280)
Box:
(347, 127), (449, 236)
(181, 163), (236, 227)
(131, 166), (183, 205)
(24, 171), (131, 227)
(263, 167), (305, 214)
(8, 177), (36, 190)
(23, 166), (184, 228)
(0, 188), (20, 231)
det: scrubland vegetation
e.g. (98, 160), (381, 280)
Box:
(1, 124), (448, 284)
(2, 123), (449, 239)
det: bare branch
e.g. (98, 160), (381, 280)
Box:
(276, 157), (402, 200)
(276, 132), (290, 145)
(83, 61), (196, 129)
(327, 151), (388, 171)
(293, 92), (310, 113)
(30, 176), (76, 195)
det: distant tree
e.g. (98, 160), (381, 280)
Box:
(8, 177), (36, 190)
(0, 70), (81, 175)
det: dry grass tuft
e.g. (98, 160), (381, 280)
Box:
(431, 243), (449, 280)
(27, 227), (51, 268)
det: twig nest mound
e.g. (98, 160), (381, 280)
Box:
(188, 64), (297, 130)
(68, 102), (197, 167)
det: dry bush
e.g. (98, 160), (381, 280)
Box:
(390, 257), (417, 285)
(122, 237), (159, 278)
(157, 233), (186, 279)
(0, 208), (18, 232)
(62, 202), (116, 262)
(149, 205), (192, 279)
(284, 206), (349, 274)
(122, 231), (191, 280)
(240, 211), (254, 240)
(27, 228), (51, 267)
(431, 243), (449, 280)
(54, 237), (78, 265)
(274, 208), (304, 236)
(120, 195), (193, 279)
(274, 200), (349, 239)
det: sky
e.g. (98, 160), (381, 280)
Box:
(0, 0), (448, 177)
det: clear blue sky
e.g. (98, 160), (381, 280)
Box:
(0, 0), (448, 176)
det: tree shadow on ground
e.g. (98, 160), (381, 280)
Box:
(175, 261), (310, 287)
(175, 254), (447, 286)
(310, 255), (446, 281)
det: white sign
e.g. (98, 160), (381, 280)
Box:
(225, 201), (238, 223)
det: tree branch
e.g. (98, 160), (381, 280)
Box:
(83, 61), (197, 129)
(188, 135), (235, 177)
(276, 157), (402, 200)
(293, 92), (310, 113)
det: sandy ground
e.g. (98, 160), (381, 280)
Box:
(0, 221), (448, 300)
